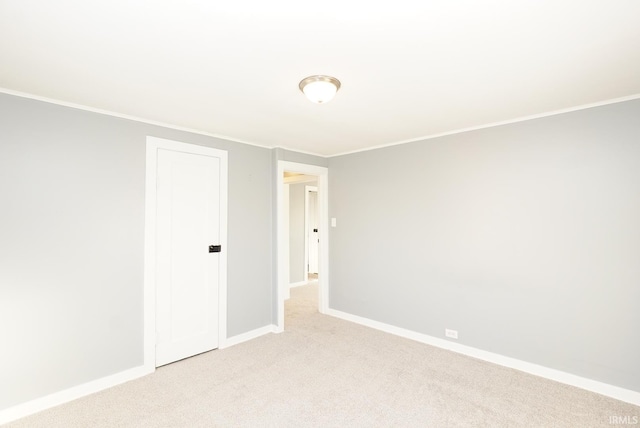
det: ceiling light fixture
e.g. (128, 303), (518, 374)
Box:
(299, 75), (341, 104)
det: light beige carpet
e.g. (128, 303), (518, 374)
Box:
(6, 283), (639, 427)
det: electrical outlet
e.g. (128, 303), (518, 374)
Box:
(445, 328), (458, 339)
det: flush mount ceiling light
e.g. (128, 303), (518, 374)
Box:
(299, 75), (341, 104)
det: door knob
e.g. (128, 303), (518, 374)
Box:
(209, 245), (222, 253)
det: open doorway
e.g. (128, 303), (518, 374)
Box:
(305, 185), (319, 282)
(276, 161), (328, 332)
(285, 175), (318, 288)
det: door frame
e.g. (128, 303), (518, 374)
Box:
(304, 185), (319, 278)
(276, 161), (328, 332)
(143, 136), (228, 370)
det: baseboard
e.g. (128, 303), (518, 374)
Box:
(1, 326), (279, 425)
(221, 324), (277, 349)
(0, 365), (153, 426)
(289, 281), (308, 288)
(325, 308), (640, 406)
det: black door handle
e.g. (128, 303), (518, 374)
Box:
(209, 245), (222, 253)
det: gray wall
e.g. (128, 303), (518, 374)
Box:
(328, 99), (640, 392)
(0, 93), (273, 409)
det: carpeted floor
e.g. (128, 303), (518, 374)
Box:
(6, 282), (639, 427)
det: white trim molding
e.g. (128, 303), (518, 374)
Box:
(221, 325), (278, 349)
(0, 322), (275, 425)
(0, 87), (272, 152)
(289, 280), (308, 288)
(0, 365), (152, 426)
(3, 88), (640, 160)
(328, 93), (640, 157)
(3, 88), (639, 160)
(325, 308), (640, 406)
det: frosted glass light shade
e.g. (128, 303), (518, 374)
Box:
(299, 75), (341, 104)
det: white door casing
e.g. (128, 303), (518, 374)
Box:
(283, 183), (291, 299)
(276, 161), (328, 332)
(144, 137), (228, 369)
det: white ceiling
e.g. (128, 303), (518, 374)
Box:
(1, 1), (639, 157)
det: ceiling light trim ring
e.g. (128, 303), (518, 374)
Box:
(299, 75), (341, 103)
(298, 75), (341, 92)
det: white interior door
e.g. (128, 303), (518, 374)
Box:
(155, 146), (224, 367)
(308, 190), (319, 274)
